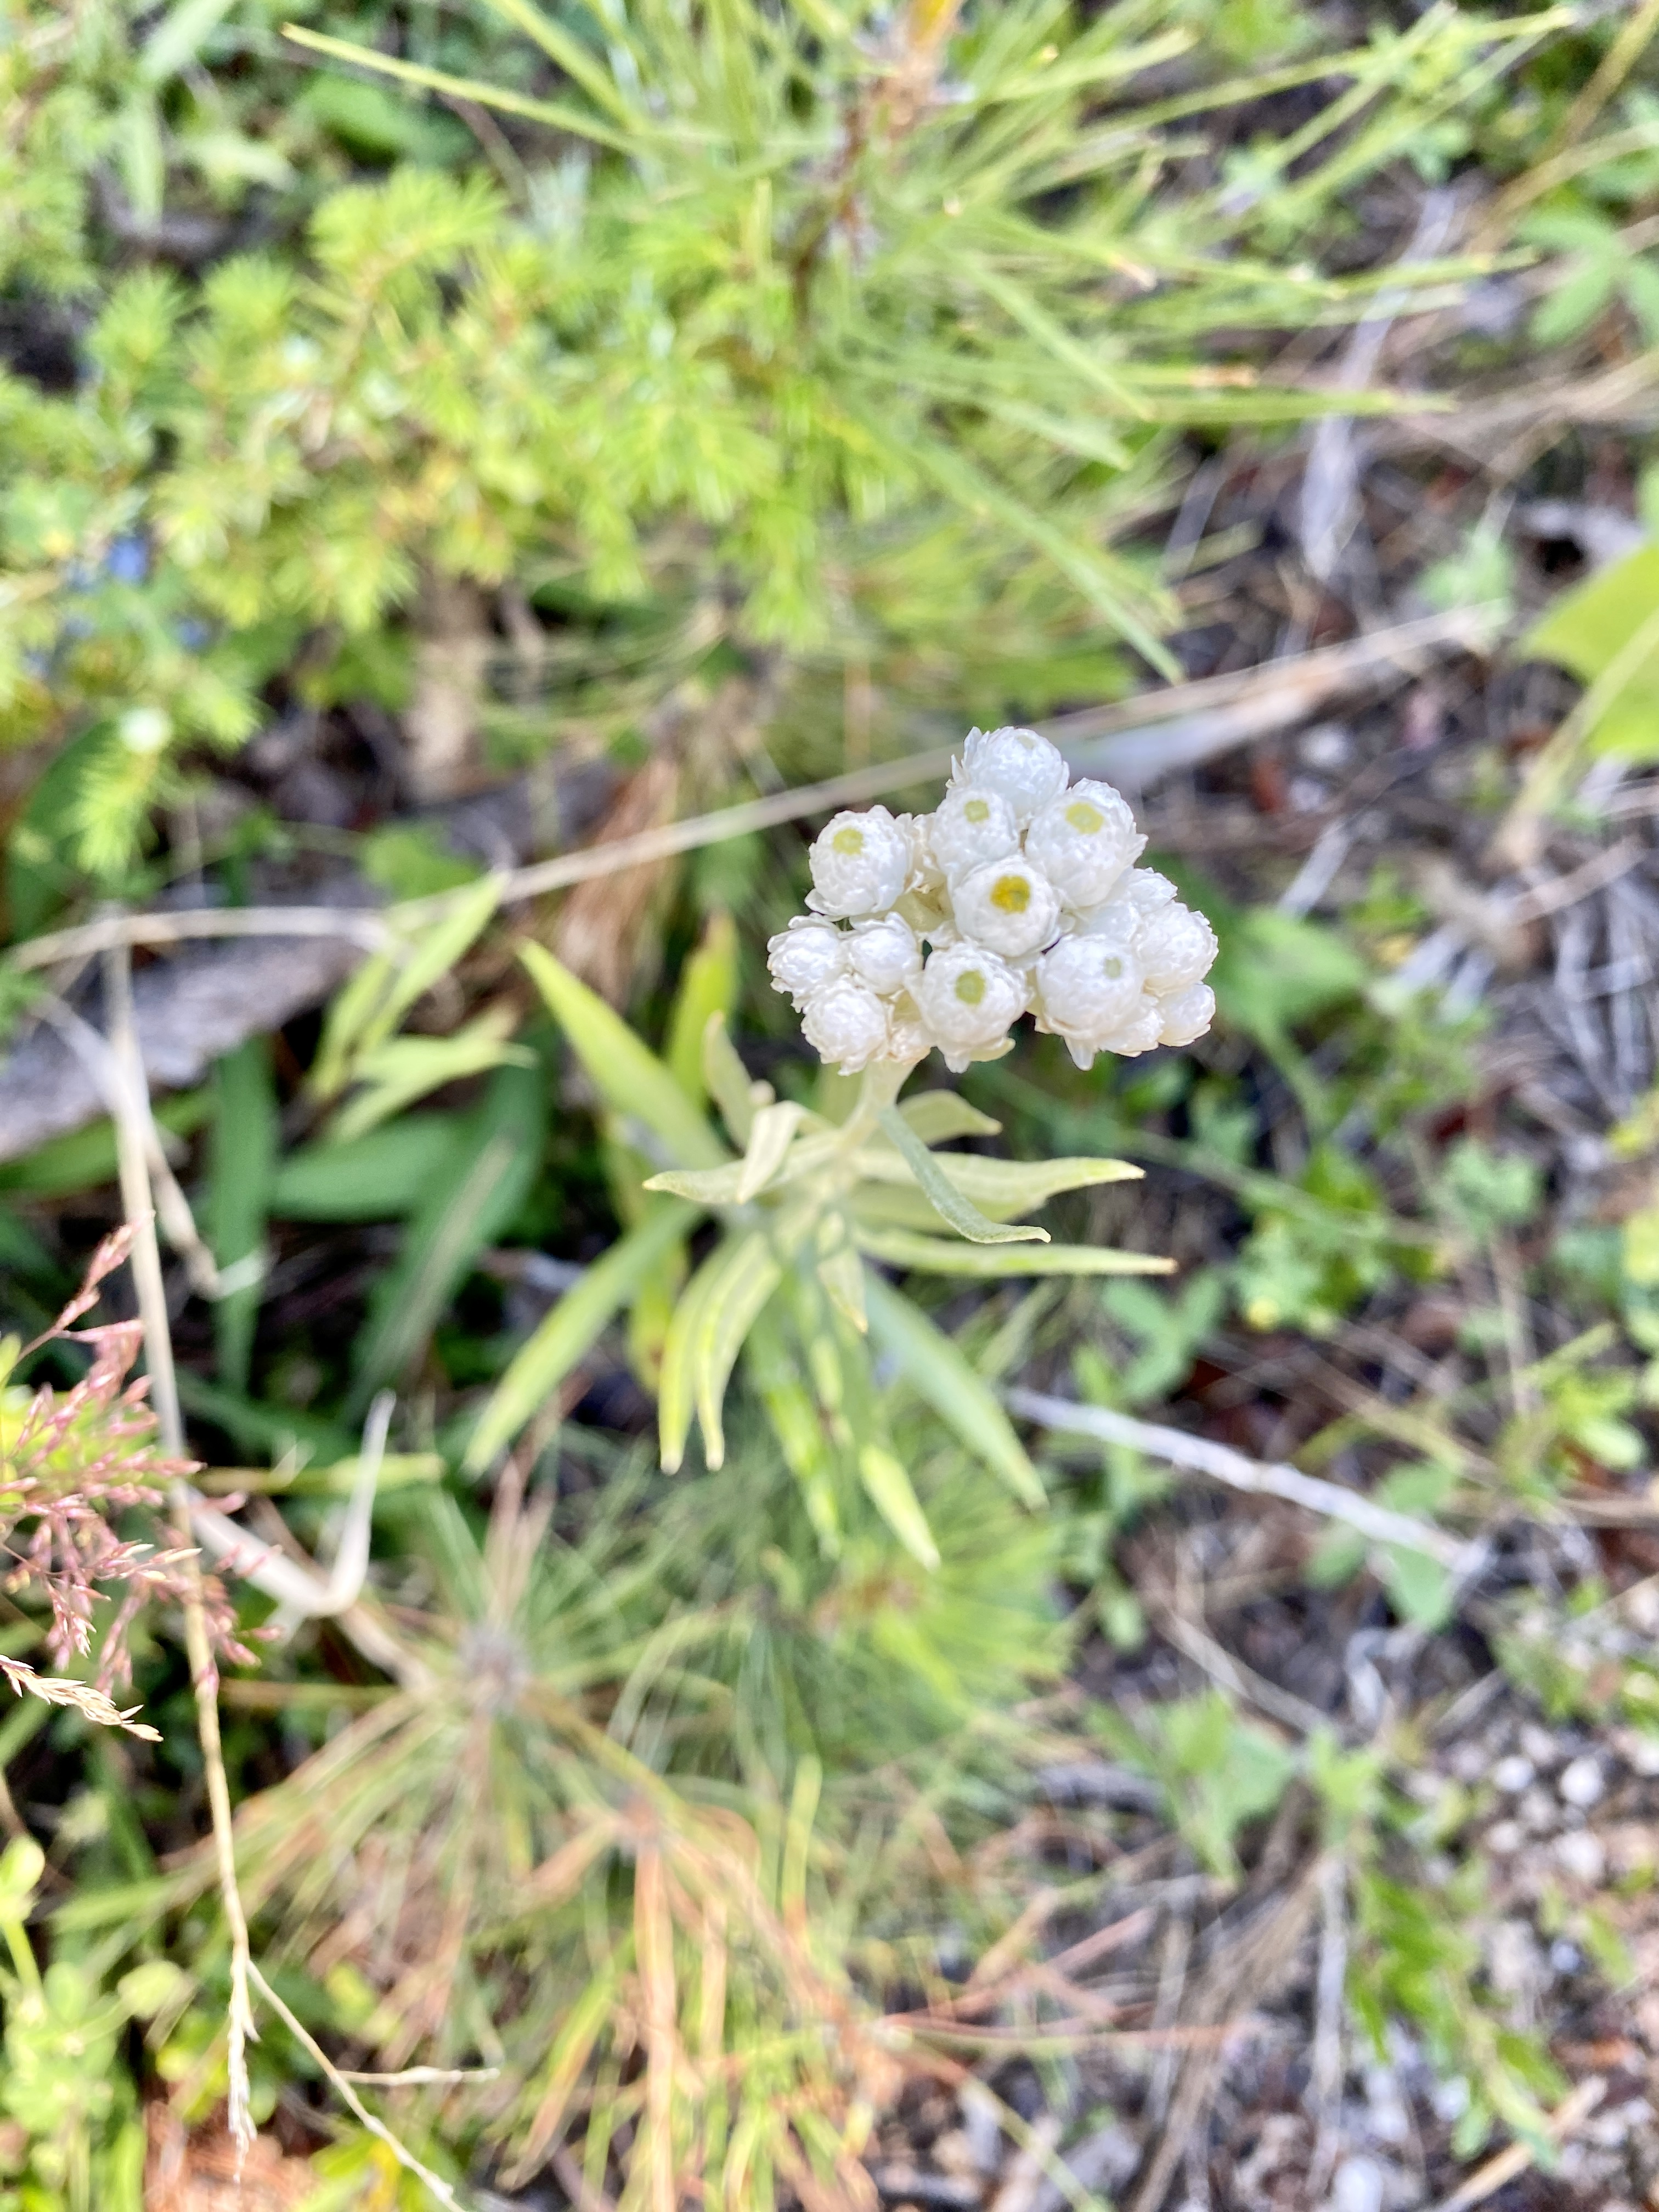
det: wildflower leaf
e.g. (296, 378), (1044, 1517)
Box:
(736, 1102), (808, 1203)
(466, 1199), (697, 1471)
(522, 943), (726, 1170)
(860, 1143), (1141, 1218)
(856, 1443), (940, 1571)
(855, 1226), (1174, 1277)
(874, 1105), (1047, 1244)
(896, 1093), (1002, 1146)
(864, 1271), (1043, 1507)
(693, 1231), (782, 1470)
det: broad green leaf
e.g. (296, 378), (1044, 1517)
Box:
(465, 1199), (695, 1471)
(857, 1443), (940, 1571)
(208, 1039), (276, 1391)
(864, 1272), (1043, 1507)
(693, 1229), (782, 1469)
(270, 1116), (465, 1221)
(856, 1226), (1175, 1277)
(898, 1093), (1003, 1146)
(1528, 543), (1659, 758)
(875, 1106), (1047, 1245)
(665, 913), (738, 1105)
(522, 943), (725, 1170)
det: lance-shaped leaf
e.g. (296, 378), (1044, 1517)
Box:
(313, 872), (504, 1100)
(465, 1199), (697, 1471)
(857, 1443), (940, 1571)
(522, 943), (726, 1170)
(859, 1146), (1142, 1218)
(658, 1228), (781, 1472)
(665, 913), (738, 1106)
(736, 1101), (808, 1203)
(898, 1093), (1003, 1146)
(874, 1105), (1047, 1244)
(702, 1011), (761, 1150)
(857, 1226), (1175, 1277)
(863, 1271), (1043, 1508)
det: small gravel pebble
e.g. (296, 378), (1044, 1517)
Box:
(1560, 1753), (1604, 1808)
(1520, 1723), (1562, 1768)
(1486, 1819), (1524, 1855)
(1556, 1829), (1606, 1884)
(1492, 1754), (1534, 1793)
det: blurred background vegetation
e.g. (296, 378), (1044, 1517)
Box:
(6, 0), (1659, 2206)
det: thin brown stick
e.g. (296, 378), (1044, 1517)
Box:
(7, 610), (1494, 981)
(102, 940), (258, 2158)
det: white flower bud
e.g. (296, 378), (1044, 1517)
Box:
(887, 997), (932, 1065)
(1122, 867), (1179, 917)
(1034, 933), (1147, 1052)
(899, 812), (945, 894)
(915, 944), (1029, 1073)
(951, 856), (1063, 962)
(805, 806), (912, 919)
(1136, 901), (1217, 993)
(927, 784), (1020, 883)
(1024, 778), (1144, 910)
(800, 976), (890, 1074)
(766, 915), (848, 1007)
(1097, 999), (1165, 1059)
(847, 913), (922, 997)
(953, 726), (1068, 826)
(1155, 983), (1215, 1048)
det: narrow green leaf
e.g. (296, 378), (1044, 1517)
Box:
(522, 943), (726, 1170)
(465, 1199), (696, 1471)
(666, 914), (739, 1105)
(744, 1313), (840, 1552)
(281, 25), (637, 153)
(693, 1230), (782, 1469)
(860, 1146), (1141, 1217)
(141, 0), (238, 82)
(702, 1011), (760, 1149)
(857, 1444), (940, 1571)
(352, 1062), (545, 1412)
(816, 1239), (867, 1335)
(863, 1272), (1043, 1507)
(658, 1237), (729, 1474)
(208, 1039), (276, 1392)
(737, 1101), (808, 1203)
(897, 1093), (1003, 1147)
(857, 1226), (1175, 1277)
(874, 1106), (1047, 1245)
(477, 0), (642, 127)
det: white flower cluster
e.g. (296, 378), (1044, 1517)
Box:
(767, 726), (1217, 1075)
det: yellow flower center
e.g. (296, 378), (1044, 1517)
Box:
(989, 873), (1031, 915)
(1065, 800), (1104, 835)
(964, 798), (990, 823)
(832, 826), (866, 856)
(954, 971), (986, 1006)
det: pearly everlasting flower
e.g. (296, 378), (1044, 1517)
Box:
(928, 783), (1022, 884)
(800, 977), (890, 1074)
(1135, 901), (1217, 994)
(1156, 983), (1216, 1048)
(774, 733), (1216, 1077)
(847, 913), (922, 997)
(767, 916), (848, 1007)
(1025, 780), (1144, 911)
(1035, 934), (1147, 1064)
(915, 943), (1029, 1073)
(953, 726), (1069, 826)
(806, 806), (912, 919)
(951, 856), (1062, 963)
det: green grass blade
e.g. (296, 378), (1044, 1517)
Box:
(208, 1037), (276, 1392)
(856, 1226), (1175, 1277)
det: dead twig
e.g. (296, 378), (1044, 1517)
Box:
(1427, 2075), (1606, 2212)
(1005, 1390), (1475, 1569)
